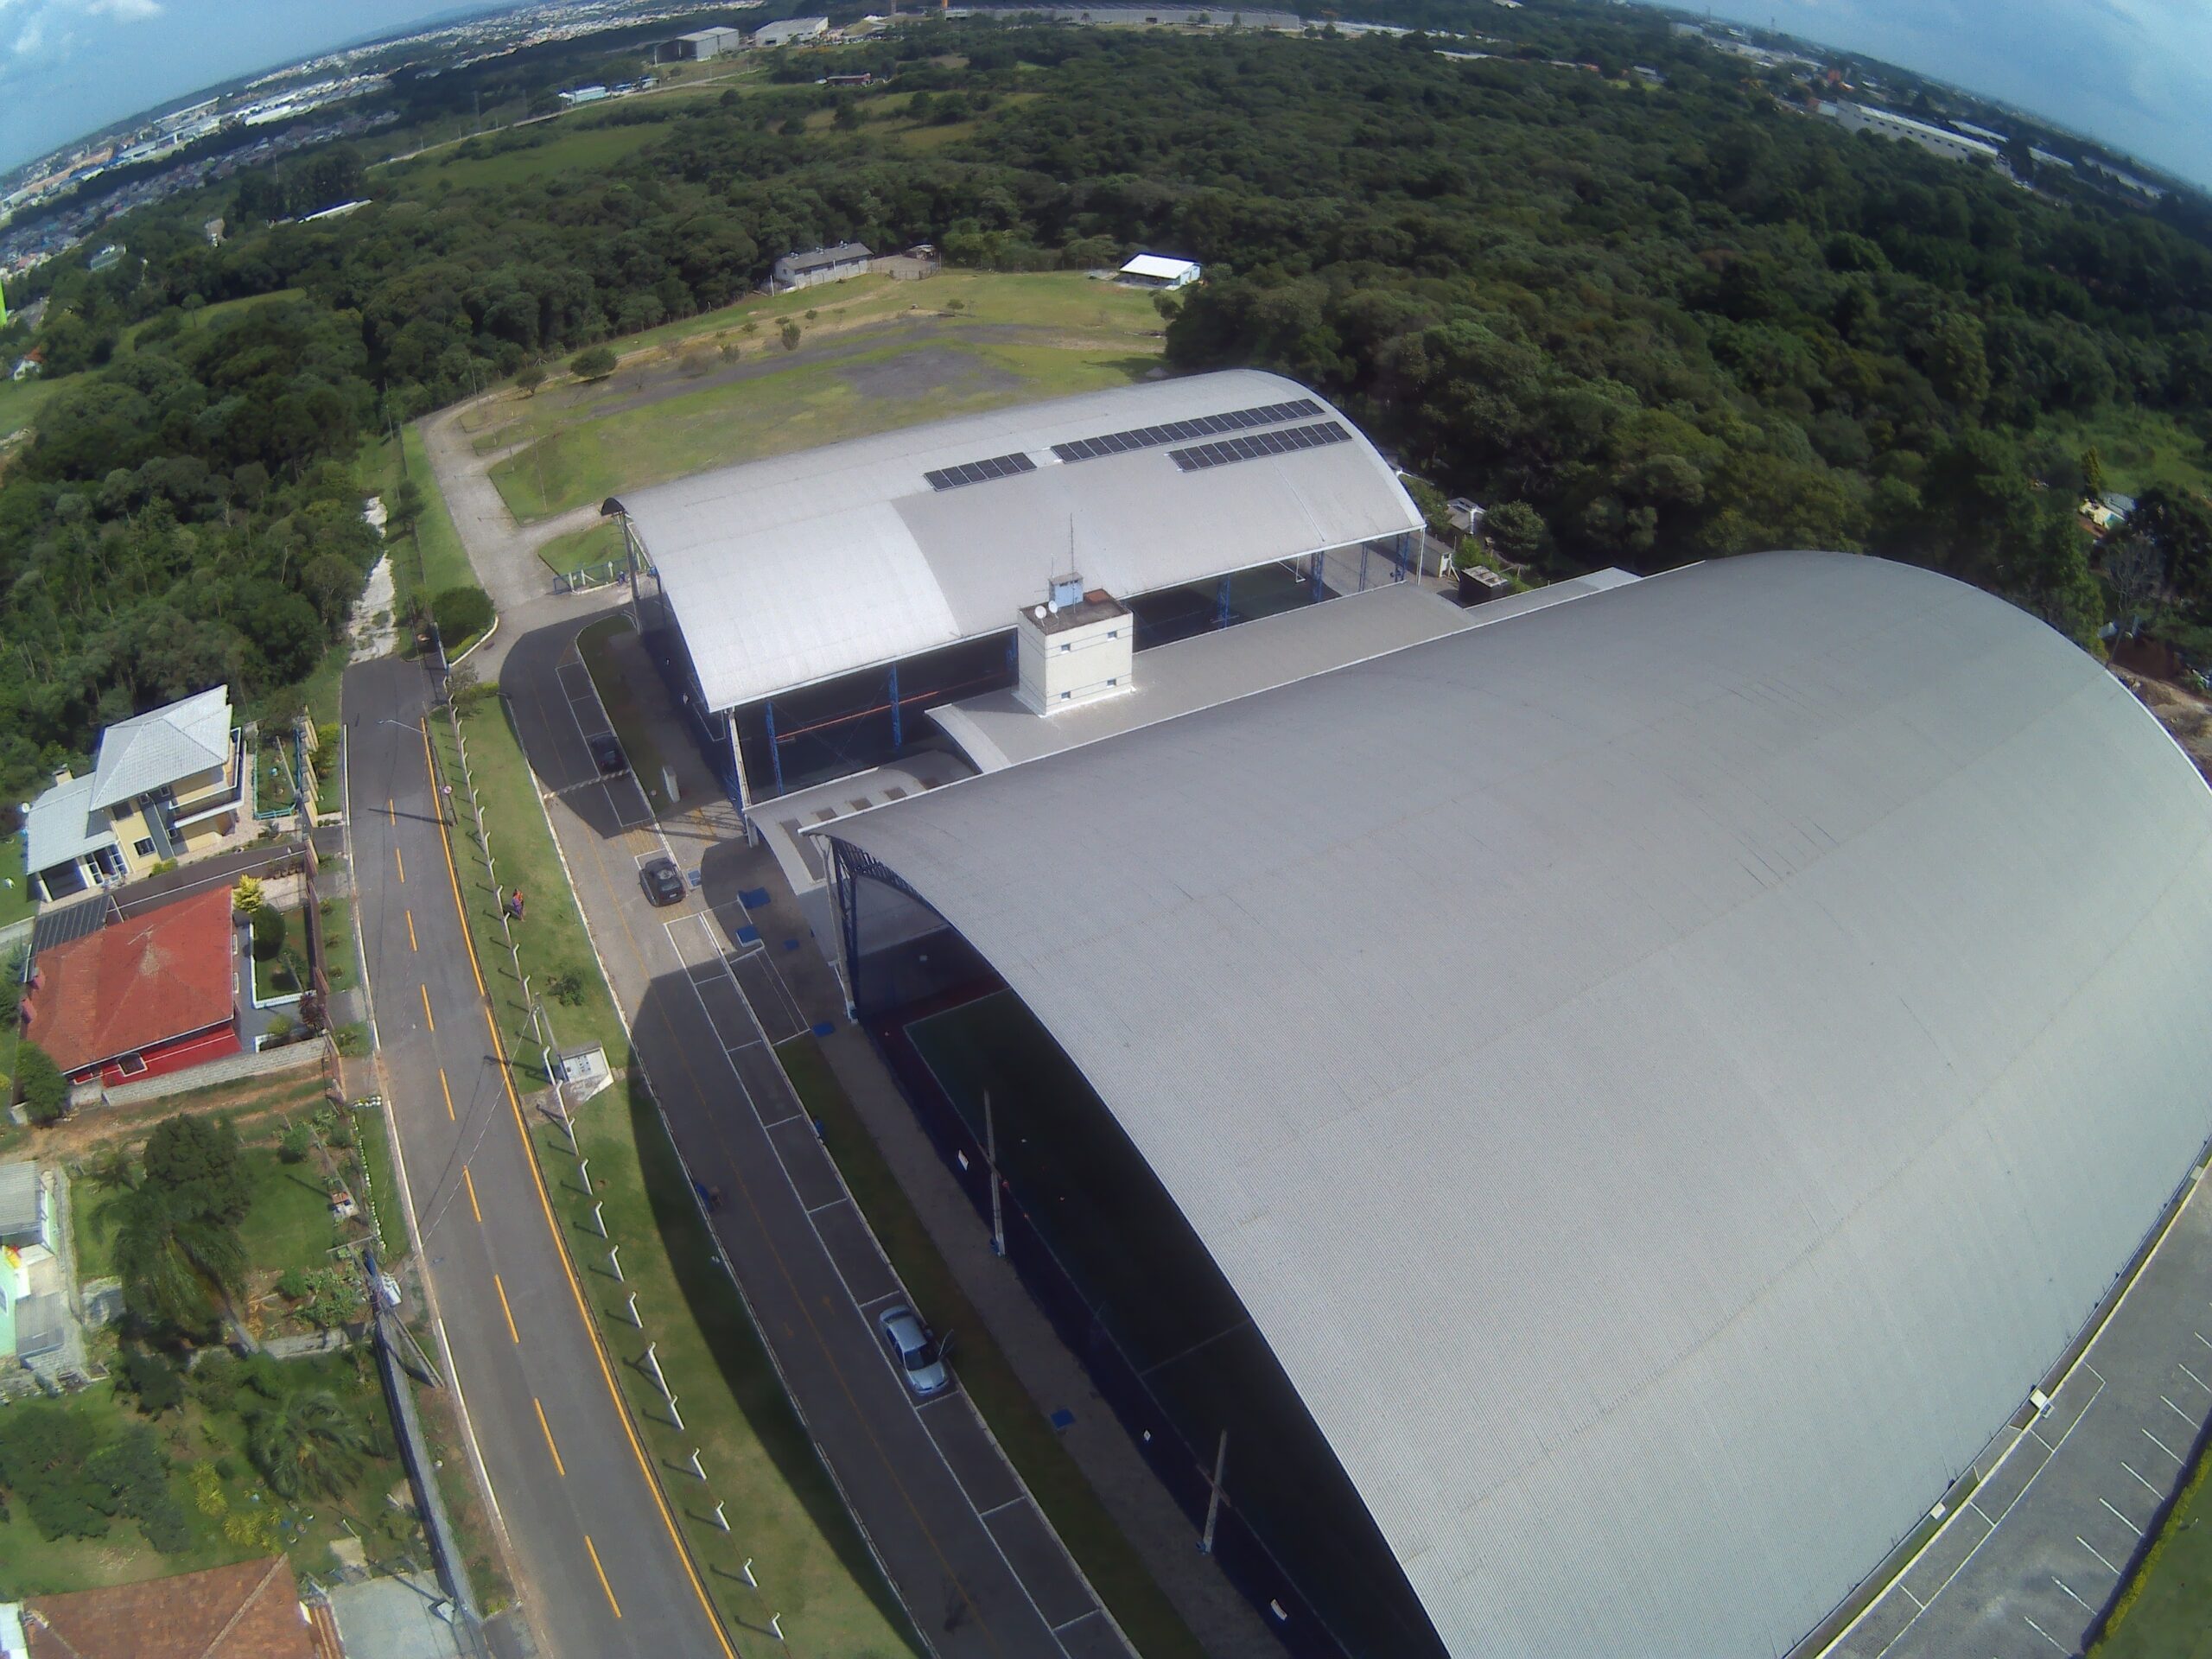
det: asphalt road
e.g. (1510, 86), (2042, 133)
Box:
(497, 617), (1132, 1659)
(344, 653), (732, 1659)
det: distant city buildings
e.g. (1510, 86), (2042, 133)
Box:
(1818, 100), (2003, 167)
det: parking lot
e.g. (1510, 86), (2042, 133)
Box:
(1827, 1164), (2212, 1659)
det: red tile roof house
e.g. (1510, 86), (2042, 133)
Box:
(22, 886), (241, 1087)
(11, 1555), (332, 1659)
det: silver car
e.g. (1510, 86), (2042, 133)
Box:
(876, 1305), (950, 1397)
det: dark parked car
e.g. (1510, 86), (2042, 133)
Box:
(588, 731), (627, 774)
(639, 856), (685, 906)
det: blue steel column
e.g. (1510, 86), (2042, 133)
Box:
(1394, 532), (1411, 584)
(1359, 543), (1371, 592)
(832, 841), (862, 1017)
(764, 700), (785, 794)
(1216, 574), (1232, 630)
(887, 661), (903, 751)
(1309, 550), (1325, 601)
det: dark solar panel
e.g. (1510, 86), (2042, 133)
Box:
(925, 451), (1038, 491)
(1055, 398), (1335, 464)
(1169, 420), (1350, 473)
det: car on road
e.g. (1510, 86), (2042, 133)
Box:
(639, 856), (685, 906)
(877, 1305), (950, 1398)
(588, 731), (628, 774)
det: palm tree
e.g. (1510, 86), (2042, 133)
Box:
(95, 1182), (247, 1338)
(251, 1391), (372, 1501)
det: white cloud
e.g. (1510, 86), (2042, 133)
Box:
(10, 16), (40, 53)
(81, 0), (162, 16)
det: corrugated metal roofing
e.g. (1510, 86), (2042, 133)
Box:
(611, 370), (1422, 712)
(87, 685), (232, 809)
(830, 550), (2212, 1659)
(22, 772), (116, 874)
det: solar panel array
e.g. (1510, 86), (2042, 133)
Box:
(1050, 398), (1324, 463)
(1170, 420), (1351, 473)
(924, 451), (1039, 491)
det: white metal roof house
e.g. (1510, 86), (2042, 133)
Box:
(770, 241), (872, 290)
(823, 549), (2212, 1657)
(753, 15), (829, 46)
(1117, 251), (1201, 289)
(21, 685), (249, 902)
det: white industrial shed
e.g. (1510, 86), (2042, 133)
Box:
(826, 550), (2212, 1657)
(606, 369), (1424, 802)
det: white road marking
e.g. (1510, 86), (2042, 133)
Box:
(2076, 1535), (2121, 1576)
(977, 1496), (1028, 1520)
(2122, 1459), (2164, 1497)
(2023, 1617), (2068, 1655)
(2143, 1425), (2186, 1465)
(1898, 1583), (1926, 1611)
(805, 1196), (849, 1217)
(2161, 1393), (2196, 1425)
(2181, 1362), (2212, 1394)
(2100, 1497), (2145, 1538)
(2051, 1576), (2094, 1615)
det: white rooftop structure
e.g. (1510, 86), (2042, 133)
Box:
(1118, 252), (1201, 287)
(830, 550), (2212, 1658)
(932, 569), (1638, 772)
(610, 370), (1421, 713)
(753, 15), (828, 44)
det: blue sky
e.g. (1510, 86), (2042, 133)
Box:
(0, 0), (479, 175)
(1696, 0), (2210, 186)
(1, 0), (2208, 188)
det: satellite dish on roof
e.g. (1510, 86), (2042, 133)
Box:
(1046, 600), (1058, 613)
(1033, 605), (1046, 620)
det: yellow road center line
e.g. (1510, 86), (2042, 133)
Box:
(420, 983), (436, 1033)
(396, 844), (406, 883)
(583, 1535), (621, 1618)
(494, 1273), (520, 1344)
(462, 1166), (482, 1224)
(535, 1397), (568, 1478)
(438, 1067), (455, 1122)
(386, 797), (394, 824)
(422, 711), (732, 1657)
(406, 909), (418, 951)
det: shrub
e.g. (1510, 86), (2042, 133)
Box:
(779, 319), (802, 351)
(570, 345), (617, 380)
(276, 1266), (313, 1300)
(18, 1043), (67, 1125)
(548, 967), (587, 1006)
(120, 1349), (185, 1415)
(278, 1122), (314, 1164)
(233, 874), (265, 915)
(432, 585), (494, 646)
(251, 905), (285, 961)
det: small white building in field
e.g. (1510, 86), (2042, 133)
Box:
(772, 242), (873, 291)
(1117, 253), (1201, 290)
(754, 15), (829, 46)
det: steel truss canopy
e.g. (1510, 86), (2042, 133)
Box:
(829, 551), (2212, 1659)
(603, 370), (1422, 714)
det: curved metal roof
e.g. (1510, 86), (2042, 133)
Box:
(609, 369), (1421, 712)
(830, 550), (2212, 1658)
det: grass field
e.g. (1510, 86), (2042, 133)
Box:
(2093, 1434), (2212, 1657)
(386, 427), (478, 605)
(120, 289), (306, 353)
(0, 370), (62, 440)
(423, 696), (921, 1655)
(2037, 405), (2212, 503)
(77, 1147), (336, 1284)
(0, 829), (30, 931)
(538, 518), (626, 577)
(775, 1035), (1207, 1659)
(389, 121), (674, 193)
(481, 271), (1165, 522)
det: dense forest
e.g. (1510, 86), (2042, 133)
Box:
(6, 6), (2212, 801)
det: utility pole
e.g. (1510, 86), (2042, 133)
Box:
(983, 1090), (1005, 1257)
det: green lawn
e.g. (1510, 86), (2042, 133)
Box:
(491, 328), (1159, 523)
(235, 1147), (346, 1276)
(119, 289), (305, 353)
(425, 701), (628, 1070)
(387, 120), (673, 193)
(353, 1104), (409, 1263)
(537, 518), (627, 578)
(251, 907), (308, 1002)
(0, 828), (31, 931)
(320, 894), (359, 995)
(0, 370), (62, 440)
(422, 697), (921, 1655)
(2035, 404), (2212, 504)
(775, 1035), (1207, 1659)
(2094, 1434), (2212, 1657)
(391, 426), (478, 604)
(576, 616), (675, 816)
